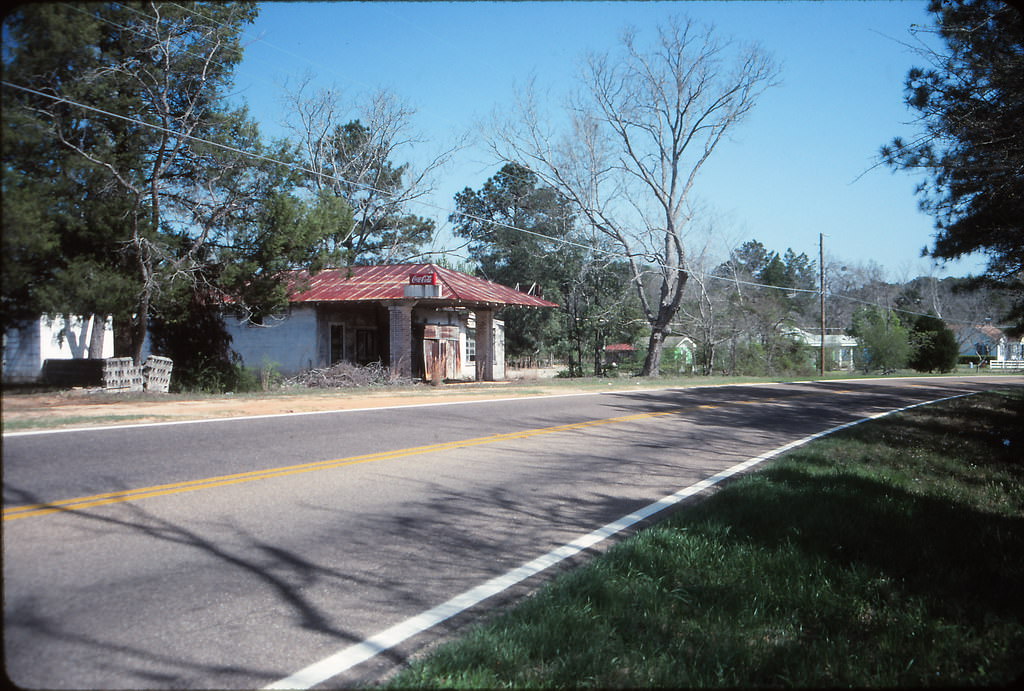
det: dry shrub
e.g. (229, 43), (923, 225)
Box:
(283, 361), (412, 388)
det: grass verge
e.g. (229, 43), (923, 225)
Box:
(2, 414), (179, 432)
(388, 389), (1024, 688)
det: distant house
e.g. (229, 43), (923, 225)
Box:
(224, 263), (557, 381)
(2, 314), (113, 384)
(784, 327), (859, 370)
(602, 338), (694, 373)
(603, 343), (636, 368)
(951, 324), (1024, 370)
(662, 335), (695, 373)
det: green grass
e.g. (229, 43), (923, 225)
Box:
(387, 389), (1024, 688)
(2, 414), (179, 432)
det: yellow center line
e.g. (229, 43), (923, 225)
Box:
(6, 393), (800, 521)
(4, 406), (694, 521)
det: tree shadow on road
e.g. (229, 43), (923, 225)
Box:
(2, 484), (412, 688)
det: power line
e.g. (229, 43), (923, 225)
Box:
(2, 78), (636, 263)
(1, 80), (389, 198)
(1, 79), (988, 328)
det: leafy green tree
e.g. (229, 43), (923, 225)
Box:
(726, 240), (772, 278)
(452, 163), (641, 374)
(849, 306), (911, 374)
(148, 284), (241, 393)
(452, 163), (576, 361)
(148, 187), (353, 389)
(881, 0), (1023, 333)
(4, 2), (252, 360)
(213, 177), (353, 324)
(1, 3), (139, 334)
(321, 120), (434, 264)
(908, 313), (960, 373)
(720, 241), (816, 312)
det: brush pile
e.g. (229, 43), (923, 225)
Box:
(283, 361), (411, 388)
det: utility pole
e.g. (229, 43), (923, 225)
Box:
(819, 233), (826, 377)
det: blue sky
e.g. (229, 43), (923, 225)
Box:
(231, 1), (985, 279)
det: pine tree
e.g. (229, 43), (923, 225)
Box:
(3, 2), (342, 366)
(909, 313), (960, 373)
(882, 0), (1023, 333)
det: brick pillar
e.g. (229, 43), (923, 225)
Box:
(475, 309), (494, 381)
(388, 302), (414, 379)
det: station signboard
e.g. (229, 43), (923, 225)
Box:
(409, 273), (437, 285)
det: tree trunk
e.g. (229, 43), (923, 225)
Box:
(130, 286), (151, 366)
(638, 267), (686, 377)
(703, 341), (715, 376)
(87, 314), (106, 359)
(113, 317), (133, 358)
(640, 328), (667, 376)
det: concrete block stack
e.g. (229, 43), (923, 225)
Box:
(103, 357), (143, 392)
(143, 356), (173, 393)
(103, 356), (173, 393)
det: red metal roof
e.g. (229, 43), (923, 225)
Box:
(286, 264), (558, 308)
(604, 343), (636, 352)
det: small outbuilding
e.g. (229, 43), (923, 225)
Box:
(2, 314), (114, 384)
(224, 263), (558, 381)
(603, 343), (637, 368)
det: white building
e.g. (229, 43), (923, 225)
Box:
(2, 314), (113, 383)
(953, 324), (1024, 370)
(224, 264), (556, 382)
(784, 327), (860, 371)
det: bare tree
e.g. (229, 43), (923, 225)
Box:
(830, 260), (897, 316)
(488, 17), (778, 374)
(678, 265), (731, 376)
(282, 76), (461, 263)
(673, 228), (732, 375)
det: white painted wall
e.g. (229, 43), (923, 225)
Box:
(224, 305), (319, 377)
(225, 305), (508, 380)
(494, 320), (506, 380)
(2, 315), (113, 383)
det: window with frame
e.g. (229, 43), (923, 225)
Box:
(466, 328), (476, 362)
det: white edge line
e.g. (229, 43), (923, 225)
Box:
(11, 381), (787, 438)
(263, 391), (975, 689)
(2, 390), (619, 438)
(0, 381), (811, 438)
(4, 375), (995, 438)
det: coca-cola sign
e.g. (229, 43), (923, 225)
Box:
(409, 273), (437, 285)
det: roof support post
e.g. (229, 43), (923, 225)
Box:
(474, 309), (494, 381)
(388, 301), (414, 379)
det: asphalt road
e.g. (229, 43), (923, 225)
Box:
(4, 376), (1020, 689)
